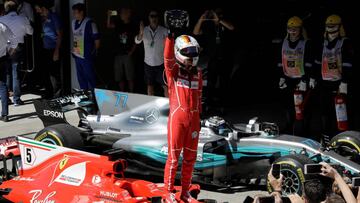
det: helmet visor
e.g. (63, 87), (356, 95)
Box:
(180, 46), (199, 57)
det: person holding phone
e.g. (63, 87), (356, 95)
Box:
(193, 8), (234, 113)
(320, 162), (357, 203)
(107, 7), (136, 92)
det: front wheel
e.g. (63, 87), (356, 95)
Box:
(330, 131), (360, 163)
(267, 154), (314, 195)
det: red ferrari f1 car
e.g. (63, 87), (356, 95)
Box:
(0, 136), (203, 203)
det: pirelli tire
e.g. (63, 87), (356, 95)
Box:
(34, 124), (84, 150)
(267, 154), (314, 196)
(330, 131), (360, 163)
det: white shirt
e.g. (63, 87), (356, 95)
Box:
(135, 25), (168, 67)
(18, 1), (34, 23)
(0, 22), (17, 57)
(0, 11), (33, 44)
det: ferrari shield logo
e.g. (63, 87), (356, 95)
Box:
(59, 156), (69, 170)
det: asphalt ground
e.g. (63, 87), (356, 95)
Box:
(0, 93), (267, 203)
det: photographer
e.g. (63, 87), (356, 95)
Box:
(193, 8), (234, 112)
(267, 165), (327, 203)
(107, 7), (136, 92)
(320, 162), (356, 203)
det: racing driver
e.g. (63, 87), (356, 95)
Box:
(163, 32), (202, 203)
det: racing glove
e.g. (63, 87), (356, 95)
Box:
(297, 80), (307, 92)
(339, 82), (348, 95)
(279, 78), (287, 89)
(309, 78), (316, 89)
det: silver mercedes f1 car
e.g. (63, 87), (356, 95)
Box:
(33, 89), (360, 195)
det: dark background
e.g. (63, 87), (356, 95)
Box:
(21, 0), (360, 137)
(84, 0), (360, 132)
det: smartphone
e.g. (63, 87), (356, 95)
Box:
(304, 164), (322, 174)
(258, 196), (274, 203)
(110, 10), (118, 16)
(272, 164), (281, 179)
(243, 196), (254, 203)
(352, 177), (360, 187)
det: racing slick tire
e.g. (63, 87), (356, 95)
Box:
(267, 154), (314, 196)
(34, 124), (84, 150)
(330, 131), (360, 163)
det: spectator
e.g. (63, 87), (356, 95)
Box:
(135, 9), (168, 97)
(37, 1), (62, 99)
(107, 7), (136, 92)
(0, 22), (17, 122)
(267, 165), (328, 203)
(0, 0), (33, 106)
(193, 8), (234, 111)
(72, 3), (100, 91)
(320, 162), (357, 203)
(0, 4), (4, 16)
(15, 0), (34, 23)
(327, 193), (345, 203)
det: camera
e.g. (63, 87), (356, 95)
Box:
(110, 10), (118, 16)
(272, 164), (281, 179)
(205, 10), (214, 19)
(352, 177), (360, 187)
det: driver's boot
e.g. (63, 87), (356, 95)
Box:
(163, 192), (177, 203)
(180, 191), (197, 203)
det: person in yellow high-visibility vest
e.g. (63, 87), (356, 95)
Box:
(277, 16), (314, 136)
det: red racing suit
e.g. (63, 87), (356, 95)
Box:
(163, 37), (202, 193)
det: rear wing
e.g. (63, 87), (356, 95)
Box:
(33, 90), (95, 127)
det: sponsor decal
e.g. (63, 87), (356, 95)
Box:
(192, 131), (198, 139)
(197, 153), (203, 162)
(160, 146), (202, 161)
(114, 92), (128, 108)
(107, 127), (121, 132)
(191, 81), (199, 89)
(24, 147), (36, 166)
(50, 162), (87, 186)
(59, 156), (69, 170)
(100, 191), (119, 199)
(13, 177), (35, 182)
(145, 108), (160, 124)
(0, 136), (17, 148)
(130, 115), (145, 123)
(147, 183), (160, 192)
(29, 190), (56, 203)
(160, 146), (168, 154)
(92, 175), (101, 185)
(95, 191), (126, 202)
(43, 110), (64, 119)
